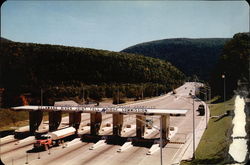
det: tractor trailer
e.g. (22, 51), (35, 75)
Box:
(34, 127), (76, 150)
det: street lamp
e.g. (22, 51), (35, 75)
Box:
(189, 84), (197, 159)
(222, 74), (226, 102)
(187, 86), (197, 159)
(160, 116), (163, 165)
(206, 86), (211, 101)
(205, 94), (208, 129)
(191, 94), (195, 159)
(188, 92), (209, 158)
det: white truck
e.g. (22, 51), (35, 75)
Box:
(34, 127), (76, 150)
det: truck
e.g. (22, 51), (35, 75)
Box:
(34, 127), (76, 150)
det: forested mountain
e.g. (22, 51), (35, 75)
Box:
(0, 39), (185, 106)
(211, 32), (250, 98)
(0, 37), (13, 43)
(122, 38), (230, 80)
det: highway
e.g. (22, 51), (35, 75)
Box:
(0, 82), (209, 165)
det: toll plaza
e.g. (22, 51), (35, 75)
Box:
(12, 101), (188, 142)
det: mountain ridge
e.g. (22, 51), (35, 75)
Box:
(121, 38), (230, 80)
(0, 37), (13, 43)
(1, 39), (185, 106)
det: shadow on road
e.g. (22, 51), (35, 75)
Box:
(80, 134), (168, 148)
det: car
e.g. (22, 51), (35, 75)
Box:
(198, 104), (205, 110)
(197, 104), (205, 116)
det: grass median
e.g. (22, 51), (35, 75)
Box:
(181, 97), (235, 165)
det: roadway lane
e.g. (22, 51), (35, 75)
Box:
(57, 82), (206, 165)
(54, 119), (161, 165)
(31, 115), (140, 165)
(1, 112), (115, 165)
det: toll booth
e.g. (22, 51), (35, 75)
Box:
(69, 112), (82, 131)
(90, 112), (102, 135)
(49, 111), (62, 131)
(12, 102), (187, 141)
(113, 114), (123, 136)
(29, 111), (43, 133)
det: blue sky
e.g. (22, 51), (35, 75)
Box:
(1, 1), (249, 51)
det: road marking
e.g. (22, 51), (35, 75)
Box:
(168, 141), (185, 144)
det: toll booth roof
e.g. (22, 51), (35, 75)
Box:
(12, 105), (188, 116)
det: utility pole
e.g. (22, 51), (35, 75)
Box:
(82, 87), (85, 104)
(41, 88), (43, 106)
(25, 153), (29, 164)
(208, 87), (211, 101)
(156, 84), (158, 96)
(38, 152), (40, 159)
(160, 116), (163, 165)
(249, 30), (250, 95)
(192, 95), (195, 159)
(248, 1), (250, 95)
(222, 75), (226, 102)
(117, 87), (120, 104)
(141, 84), (144, 100)
(205, 93), (208, 129)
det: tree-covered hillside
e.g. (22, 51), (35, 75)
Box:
(211, 32), (250, 98)
(122, 38), (230, 80)
(0, 40), (185, 106)
(0, 37), (13, 43)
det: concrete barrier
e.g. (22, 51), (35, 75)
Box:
(122, 125), (136, 133)
(169, 127), (178, 140)
(15, 126), (29, 132)
(80, 126), (90, 131)
(144, 129), (155, 136)
(147, 144), (160, 155)
(117, 142), (133, 152)
(15, 136), (35, 145)
(64, 138), (81, 148)
(0, 135), (15, 145)
(78, 126), (90, 135)
(89, 140), (106, 150)
(101, 127), (112, 132)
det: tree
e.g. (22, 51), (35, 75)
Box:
(211, 32), (250, 98)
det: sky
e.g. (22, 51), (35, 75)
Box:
(1, 0), (249, 51)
